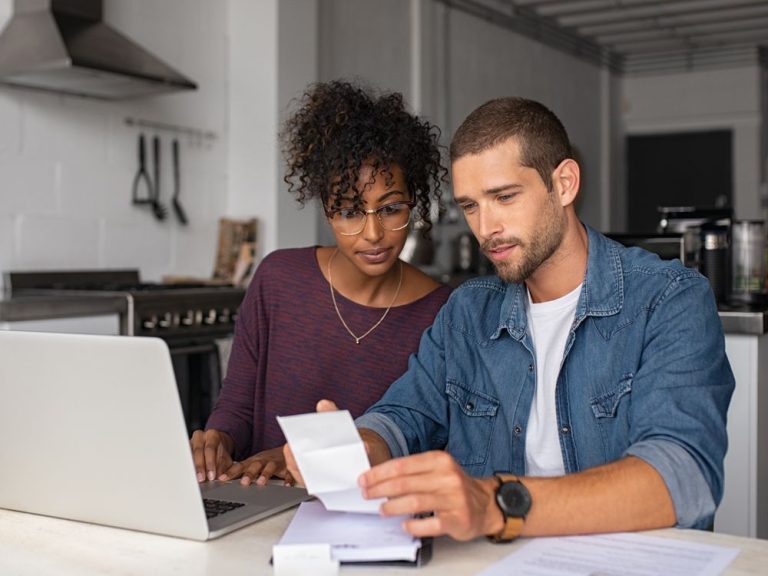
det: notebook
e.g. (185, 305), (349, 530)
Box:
(0, 330), (308, 541)
(276, 500), (432, 566)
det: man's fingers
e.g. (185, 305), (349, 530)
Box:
(316, 399), (339, 412)
(377, 492), (440, 517)
(401, 515), (445, 538)
(361, 450), (457, 489)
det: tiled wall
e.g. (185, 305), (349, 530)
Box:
(0, 0), (230, 288)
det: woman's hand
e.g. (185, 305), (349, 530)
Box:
(219, 446), (293, 486)
(190, 428), (235, 483)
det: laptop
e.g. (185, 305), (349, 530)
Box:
(0, 330), (309, 541)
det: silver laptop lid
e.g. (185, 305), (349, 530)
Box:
(0, 331), (210, 540)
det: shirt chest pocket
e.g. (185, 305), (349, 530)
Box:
(445, 380), (499, 468)
(590, 375), (632, 419)
(588, 375), (633, 458)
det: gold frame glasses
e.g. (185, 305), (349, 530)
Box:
(326, 201), (415, 236)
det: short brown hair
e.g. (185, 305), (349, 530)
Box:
(450, 97), (572, 191)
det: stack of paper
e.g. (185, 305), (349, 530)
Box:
(277, 500), (422, 563)
(276, 410), (427, 565)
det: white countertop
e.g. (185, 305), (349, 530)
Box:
(1, 507), (767, 575)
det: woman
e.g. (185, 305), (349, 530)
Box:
(191, 80), (451, 486)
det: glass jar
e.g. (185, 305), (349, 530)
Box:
(730, 220), (766, 304)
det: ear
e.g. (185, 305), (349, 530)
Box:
(552, 158), (580, 207)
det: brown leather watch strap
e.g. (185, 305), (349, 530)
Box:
(489, 474), (527, 543)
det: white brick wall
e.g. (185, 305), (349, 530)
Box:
(0, 0), (230, 288)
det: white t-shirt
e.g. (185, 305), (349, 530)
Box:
(524, 283), (582, 477)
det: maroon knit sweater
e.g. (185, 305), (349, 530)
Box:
(205, 247), (451, 459)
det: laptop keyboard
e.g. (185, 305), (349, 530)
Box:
(203, 498), (246, 519)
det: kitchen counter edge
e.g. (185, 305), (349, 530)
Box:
(1, 295), (766, 335)
(0, 295), (128, 322)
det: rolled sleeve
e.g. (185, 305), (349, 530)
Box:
(625, 273), (733, 529)
(355, 412), (410, 459)
(626, 439), (716, 529)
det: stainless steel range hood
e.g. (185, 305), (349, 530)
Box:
(0, 0), (197, 100)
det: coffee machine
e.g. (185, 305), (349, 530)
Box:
(657, 206), (733, 303)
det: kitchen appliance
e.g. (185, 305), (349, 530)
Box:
(5, 269), (246, 431)
(0, 0), (197, 100)
(730, 220), (766, 305)
(657, 206), (732, 271)
(607, 233), (687, 264)
(699, 225), (730, 303)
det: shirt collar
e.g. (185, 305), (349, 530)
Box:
(492, 223), (624, 340)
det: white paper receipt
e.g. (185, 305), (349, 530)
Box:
(277, 410), (384, 513)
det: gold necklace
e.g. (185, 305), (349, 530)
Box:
(327, 249), (403, 344)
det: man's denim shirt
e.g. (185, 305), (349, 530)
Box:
(356, 225), (735, 529)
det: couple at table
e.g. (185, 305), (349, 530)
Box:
(191, 79), (734, 542)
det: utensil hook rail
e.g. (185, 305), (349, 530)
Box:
(124, 117), (216, 142)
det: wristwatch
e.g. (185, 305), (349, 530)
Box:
(488, 473), (532, 543)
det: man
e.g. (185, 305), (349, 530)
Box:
(286, 97), (734, 542)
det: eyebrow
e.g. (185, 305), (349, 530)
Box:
(335, 189), (407, 204)
(375, 189), (407, 203)
(454, 183), (522, 204)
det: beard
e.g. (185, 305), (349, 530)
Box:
(482, 197), (565, 284)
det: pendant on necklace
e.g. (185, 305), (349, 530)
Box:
(355, 338), (360, 345)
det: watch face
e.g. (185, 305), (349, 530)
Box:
(497, 481), (532, 518)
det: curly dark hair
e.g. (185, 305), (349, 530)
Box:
(281, 80), (446, 235)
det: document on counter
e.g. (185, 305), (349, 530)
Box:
(276, 500), (425, 565)
(277, 410), (384, 513)
(476, 532), (739, 576)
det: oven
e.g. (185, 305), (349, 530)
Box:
(5, 270), (246, 433)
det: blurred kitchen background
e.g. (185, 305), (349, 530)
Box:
(1, 0), (767, 287)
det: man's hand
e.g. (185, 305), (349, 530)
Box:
(218, 446), (294, 486)
(190, 428), (235, 483)
(359, 451), (503, 541)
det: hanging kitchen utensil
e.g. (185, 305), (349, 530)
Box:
(171, 138), (188, 225)
(151, 135), (168, 221)
(131, 133), (154, 206)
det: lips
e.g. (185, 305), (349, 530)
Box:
(357, 247), (392, 265)
(484, 243), (517, 262)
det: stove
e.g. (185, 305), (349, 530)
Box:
(6, 269), (248, 432)
(5, 269), (246, 340)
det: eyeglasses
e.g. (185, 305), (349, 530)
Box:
(326, 201), (415, 236)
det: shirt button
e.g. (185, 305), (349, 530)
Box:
(561, 425), (571, 434)
(528, 364), (534, 372)
(465, 402), (474, 411)
(514, 425), (522, 435)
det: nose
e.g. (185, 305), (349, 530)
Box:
(474, 204), (502, 242)
(361, 210), (385, 242)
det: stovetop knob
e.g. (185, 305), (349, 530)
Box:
(203, 309), (217, 325)
(217, 308), (231, 324)
(158, 312), (173, 329)
(181, 310), (195, 326)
